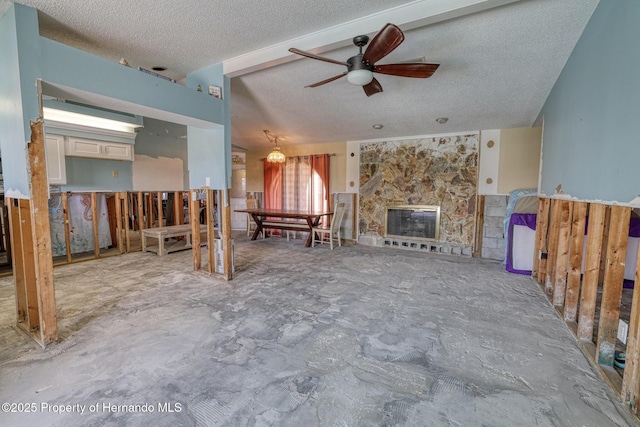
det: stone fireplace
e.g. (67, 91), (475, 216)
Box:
(359, 133), (479, 250)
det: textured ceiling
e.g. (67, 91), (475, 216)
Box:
(1, 0), (599, 151)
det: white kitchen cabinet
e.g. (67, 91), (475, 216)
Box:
(45, 134), (67, 185)
(66, 137), (134, 161)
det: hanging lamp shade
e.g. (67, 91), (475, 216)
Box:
(264, 129), (286, 163)
(267, 145), (286, 163)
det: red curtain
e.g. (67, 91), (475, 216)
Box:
(310, 154), (330, 212)
(263, 159), (282, 209)
(264, 154), (330, 212)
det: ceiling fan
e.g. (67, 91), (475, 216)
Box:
(289, 23), (439, 97)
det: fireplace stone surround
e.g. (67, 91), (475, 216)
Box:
(358, 134), (479, 254)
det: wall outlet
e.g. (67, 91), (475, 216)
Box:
(618, 319), (629, 345)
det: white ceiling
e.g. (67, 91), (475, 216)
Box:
(1, 0), (599, 151)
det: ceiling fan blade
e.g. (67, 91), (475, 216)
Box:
(362, 23), (404, 65)
(305, 72), (348, 88)
(374, 62), (440, 78)
(363, 78), (383, 97)
(289, 48), (349, 66)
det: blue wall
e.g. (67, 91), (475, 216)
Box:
(187, 64), (231, 190)
(0, 3), (230, 197)
(62, 158), (133, 192)
(0, 5), (34, 197)
(539, 0), (640, 202)
(135, 117), (189, 187)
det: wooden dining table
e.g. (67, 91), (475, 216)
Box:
(235, 207), (333, 247)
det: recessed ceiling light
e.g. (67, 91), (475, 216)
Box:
(435, 117), (448, 124)
(152, 66), (167, 72)
(372, 124), (384, 129)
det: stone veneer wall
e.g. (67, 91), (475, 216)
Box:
(359, 134), (479, 246)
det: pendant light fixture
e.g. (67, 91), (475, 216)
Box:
(264, 129), (286, 163)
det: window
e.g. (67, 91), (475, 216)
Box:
(264, 154), (330, 213)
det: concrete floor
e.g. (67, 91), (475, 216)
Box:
(0, 233), (636, 426)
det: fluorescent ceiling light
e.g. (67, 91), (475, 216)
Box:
(42, 107), (142, 133)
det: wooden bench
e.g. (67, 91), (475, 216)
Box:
(142, 224), (207, 256)
(261, 219), (310, 232)
(261, 219), (327, 241)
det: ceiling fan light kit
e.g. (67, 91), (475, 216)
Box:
(347, 69), (374, 86)
(289, 23), (439, 97)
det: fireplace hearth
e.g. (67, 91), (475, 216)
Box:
(385, 205), (440, 241)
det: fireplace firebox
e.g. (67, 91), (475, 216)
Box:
(385, 205), (440, 241)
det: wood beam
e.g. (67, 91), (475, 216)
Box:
(221, 189), (233, 280)
(545, 199), (561, 295)
(473, 194), (485, 258)
(564, 201), (587, 322)
(533, 197), (550, 283)
(600, 206), (612, 285)
(91, 192), (100, 258)
(28, 121), (57, 345)
(3, 204), (12, 264)
(174, 192), (182, 225)
(596, 205), (630, 366)
(622, 235), (640, 412)
(351, 193), (358, 241)
(190, 190), (201, 271)
(578, 203), (606, 341)
(553, 200), (573, 307)
(62, 193), (72, 263)
(115, 192), (123, 253)
(17, 199), (39, 331)
(7, 199), (27, 324)
(123, 192), (131, 252)
(137, 192), (144, 232)
(157, 192), (163, 227)
(206, 190), (216, 274)
(146, 193), (153, 228)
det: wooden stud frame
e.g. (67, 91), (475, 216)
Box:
(115, 192), (124, 254)
(190, 190), (201, 271)
(8, 199), (29, 325)
(123, 192), (131, 252)
(174, 192), (182, 225)
(91, 192), (100, 258)
(596, 205), (630, 366)
(137, 192), (144, 232)
(552, 200), (573, 307)
(61, 192), (72, 263)
(473, 195), (485, 258)
(578, 203), (606, 341)
(221, 189), (233, 280)
(206, 189), (216, 274)
(533, 197), (550, 284)
(8, 121), (59, 347)
(545, 199), (561, 295)
(564, 201), (587, 322)
(157, 192), (164, 228)
(622, 241), (640, 410)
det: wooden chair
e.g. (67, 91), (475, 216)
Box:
(312, 202), (346, 250)
(246, 199), (264, 239)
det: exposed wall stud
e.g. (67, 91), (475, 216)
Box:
(596, 205), (631, 366)
(578, 203), (606, 340)
(564, 201), (587, 321)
